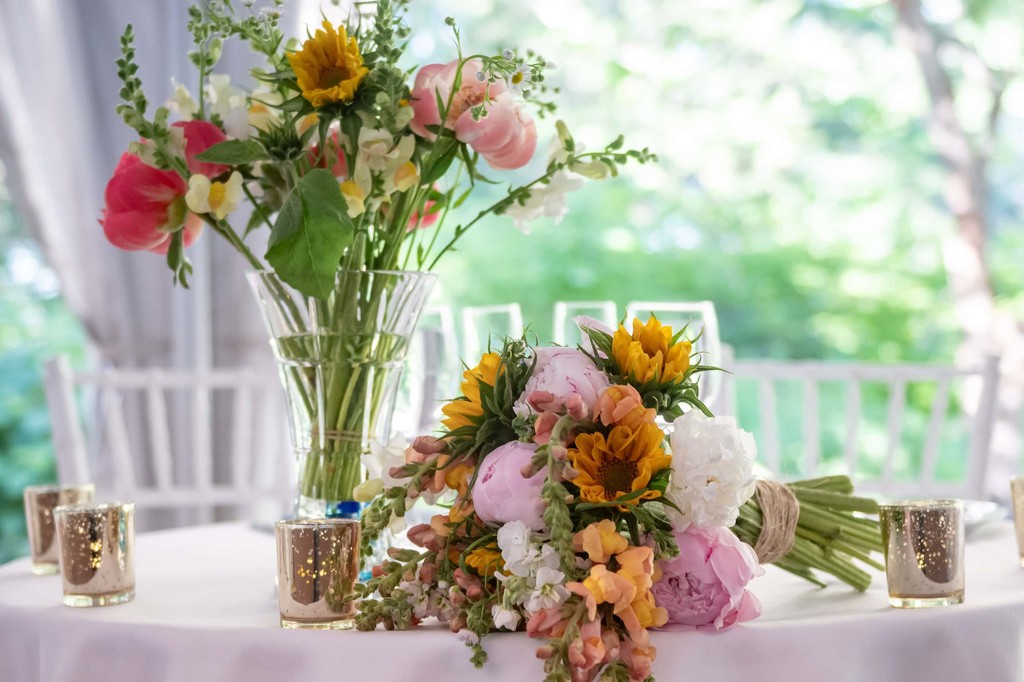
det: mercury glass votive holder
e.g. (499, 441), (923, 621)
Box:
(23, 483), (95, 575)
(1011, 479), (1024, 567)
(54, 501), (135, 607)
(879, 500), (965, 608)
(275, 519), (360, 630)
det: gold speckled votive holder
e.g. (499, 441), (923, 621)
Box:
(54, 501), (135, 607)
(23, 483), (95, 575)
(275, 519), (360, 630)
(1011, 479), (1024, 567)
(879, 500), (964, 608)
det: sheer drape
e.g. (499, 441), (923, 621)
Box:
(0, 0), (313, 524)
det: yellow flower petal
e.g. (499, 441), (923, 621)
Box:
(288, 20), (369, 107)
(612, 316), (692, 384)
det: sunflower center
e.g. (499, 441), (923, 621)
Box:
(318, 66), (354, 90)
(599, 460), (639, 497)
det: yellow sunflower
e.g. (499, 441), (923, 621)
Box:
(612, 316), (692, 384)
(441, 352), (503, 432)
(288, 20), (369, 107)
(568, 422), (671, 509)
(465, 545), (505, 577)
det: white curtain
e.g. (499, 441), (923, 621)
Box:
(0, 0), (316, 524)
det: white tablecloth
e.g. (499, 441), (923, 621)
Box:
(1, 521), (1023, 682)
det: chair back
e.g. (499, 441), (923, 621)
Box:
(714, 354), (1001, 499)
(44, 355), (290, 522)
(461, 304), (524, 361)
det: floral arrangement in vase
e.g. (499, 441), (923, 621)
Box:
(357, 316), (883, 681)
(99, 0), (654, 515)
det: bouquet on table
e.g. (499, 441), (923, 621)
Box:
(99, 0), (654, 509)
(357, 316), (883, 681)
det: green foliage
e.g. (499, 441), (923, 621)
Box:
(0, 187), (86, 563)
(195, 139), (268, 165)
(265, 169), (354, 299)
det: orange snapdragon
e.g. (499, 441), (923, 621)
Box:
(592, 384), (656, 430)
(573, 519), (628, 564)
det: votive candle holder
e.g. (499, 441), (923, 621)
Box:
(275, 519), (360, 630)
(1011, 478), (1024, 567)
(23, 483), (95, 575)
(54, 501), (135, 607)
(879, 499), (964, 608)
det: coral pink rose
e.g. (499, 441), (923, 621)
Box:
(471, 441), (546, 530)
(652, 526), (763, 630)
(101, 152), (203, 254)
(172, 120), (229, 177)
(409, 58), (537, 170)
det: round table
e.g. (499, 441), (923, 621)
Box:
(1, 521), (1022, 682)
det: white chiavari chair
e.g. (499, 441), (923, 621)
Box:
(393, 304), (461, 438)
(44, 355), (291, 526)
(461, 303), (524, 362)
(552, 301), (618, 346)
(716, 354), (1001, 499)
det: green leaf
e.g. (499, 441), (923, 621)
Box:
(265, 169), (353, 299)
(423, 138), (460, 184)
(195, 139), (268, 165)
(166, 230), (192, 289)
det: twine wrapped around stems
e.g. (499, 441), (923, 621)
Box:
(752, 480), (800, 564)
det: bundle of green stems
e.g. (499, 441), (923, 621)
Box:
(732, 475), (884, 591)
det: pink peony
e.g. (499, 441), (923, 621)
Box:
(515, 347), (611, 418)
(652, 526), (763, 630)
(101, 152), (203, 254)
(471, 441), (546, 530)
(409, 58), (537, 170)
(172, 120), (230, 177)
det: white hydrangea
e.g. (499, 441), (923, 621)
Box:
(665, 410), (757, 530)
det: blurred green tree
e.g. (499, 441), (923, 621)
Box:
(0, 163), (87, 562)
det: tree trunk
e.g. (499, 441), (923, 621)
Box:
(892, 0), (1023, 498)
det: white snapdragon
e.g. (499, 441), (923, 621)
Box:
(207, 74), (250, 139)
(166, 80), (198, 120)
(399, 579), (437, 620)
(502, 169), (583, 233)
(185, 171), (243, 220)
(497, 521), (537, 577)
(665, 410), (757, 530)
(355, 433), (409, 501)
(491, 604), (521, 631)
(352, 129), (417, 201)
(525, 566), (569, 612)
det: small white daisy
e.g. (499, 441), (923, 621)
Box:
(507, 64), (531, 96)
(502, 49), (515, 60)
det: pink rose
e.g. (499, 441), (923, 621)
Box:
(652, 526), (763, 630)
(516, 347), (611, 418)
(409, 59), (537, 170)
(172, 120), (230, 177)
(101, 152), (203, 254)
(471, 441), (546, 530)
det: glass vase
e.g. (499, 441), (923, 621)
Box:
(248, 269), (436, 519)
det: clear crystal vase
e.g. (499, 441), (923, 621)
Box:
(248, 269), (436, 518)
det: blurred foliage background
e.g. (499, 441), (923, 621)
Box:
(2, 0), (1022, 560)
(0, 166), (86, 561)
